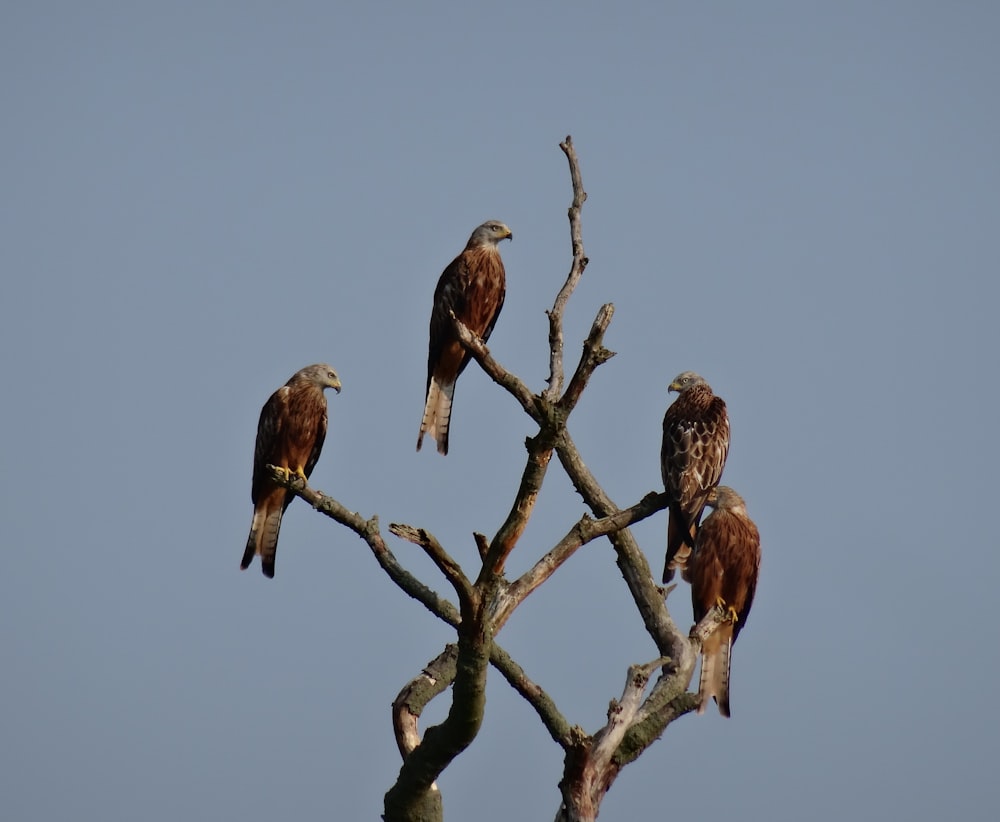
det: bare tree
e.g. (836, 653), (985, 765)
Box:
(269, 137), (725, 822)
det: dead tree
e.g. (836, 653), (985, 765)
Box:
(269, 136), (724, 822)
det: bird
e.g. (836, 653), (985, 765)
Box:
(242, 363), (341, 578)
(689, 486), (761, 717)
(660, 371), (730, 582)
(417, 220), (512, 455)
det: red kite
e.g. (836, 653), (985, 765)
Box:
(660, 371), (730, 582)
(417, 220), (512, 455)
(241, 363), (341, 578)
(690, 486), (761, 717)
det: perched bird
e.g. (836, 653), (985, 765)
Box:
(660, 371), (730, 582)
(689, 486), (761, 717)
(241, 364), (342, 578)
(417, 220), (512, 455)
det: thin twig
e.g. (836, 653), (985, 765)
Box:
(389, 523), (474, 608)
(473, 532), (490, 562)
(559, 304), (616, 415)
(545, 135), (590, 400)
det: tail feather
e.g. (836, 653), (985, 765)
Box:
(240, 527), (256, 571)
(258, 509), (283, 578)
(663, 512), (697, 583)
(241, 507), (283, 578)
(417, 377), (455, 455)
(697, 626), (733, 717)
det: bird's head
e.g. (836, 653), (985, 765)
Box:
(469, 220), (513, 247)
(300, 363), (342, 393)
(706, 486), (746, 512)
(668, 371), (707, 394)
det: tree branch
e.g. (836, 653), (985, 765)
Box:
(545, 135), (590, 401)
(616, 606), (729, 743)
(384, 591), (490, 821)
(689, 604), (728, 649)
(479, 428), (556, 579)
(488, 640), (575, 747)
(591, 658), (668, 765)
(559, 304), (616, 416)
(493, 492), (669, 630)
(473, 532), (490, 561)
(545, 429), (713, 809)
(613, 691), (701, 771)
(265, 467), (460, 628)
(548, 435), (691, 666)
(389, 523), (474, 609)
(267, 467), (577, 781)
(451, 312), (540, 422)
(392, 646), (459, 760)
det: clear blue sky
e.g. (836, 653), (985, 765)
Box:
(3, 3), (998, 820)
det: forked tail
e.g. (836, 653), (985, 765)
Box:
(697, 626), (733, 717)
(417, 377), (455, 455)
(241, 507), (284, 578)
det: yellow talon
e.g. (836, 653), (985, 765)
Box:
(274, 466), (292, 481)
(294, 466), (308, 481)
(711, 597), (738, 623)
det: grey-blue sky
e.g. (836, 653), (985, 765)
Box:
(2, 3), (998, 820)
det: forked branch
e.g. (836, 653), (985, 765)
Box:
(389, 523), (473, 609)
(493, 491), (669, 630)
(546, 135), (590, 400)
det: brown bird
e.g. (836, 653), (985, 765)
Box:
(417, 220), (512, 455)
(689, 486), (761, 717)
(660, 371), (730, 582)
(242, 363), (341, 578)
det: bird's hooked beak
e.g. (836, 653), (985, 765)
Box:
(331, 378), (342, 394)
(668, 380), (681, 393)
(503, 228), (513, 241)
